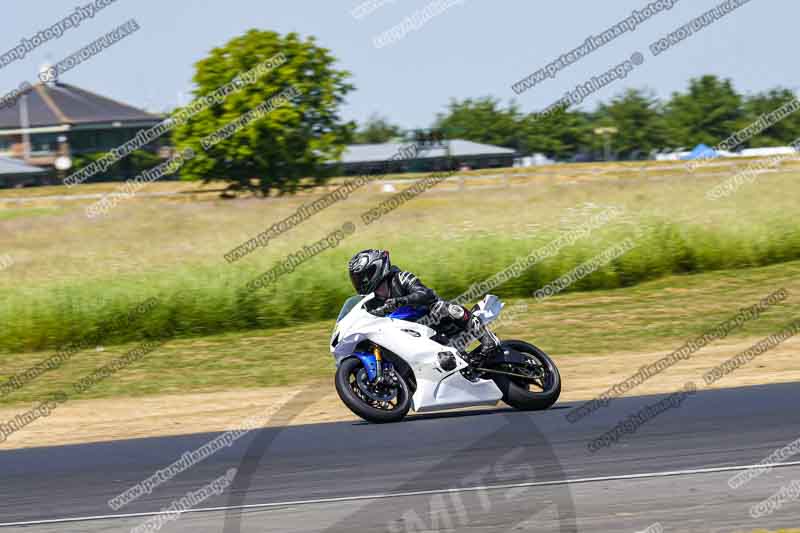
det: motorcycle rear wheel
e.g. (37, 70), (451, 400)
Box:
(490, 340), (561, 411)
(335, 357), (412, 423)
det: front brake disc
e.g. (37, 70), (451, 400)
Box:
(356, 369), (398, 402)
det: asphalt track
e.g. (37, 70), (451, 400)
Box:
(1, 382), (800, 532)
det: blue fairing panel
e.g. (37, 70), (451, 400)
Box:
(388, 305), (428, 321)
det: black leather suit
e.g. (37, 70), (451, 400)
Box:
(371, 267), (473, 339)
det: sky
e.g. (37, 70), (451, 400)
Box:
(0, 0), (796, 129)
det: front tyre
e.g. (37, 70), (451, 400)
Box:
(491, 340), (561, 411)
(335, 357), (412, 423)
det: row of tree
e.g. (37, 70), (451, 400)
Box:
(166, 30), (798, 195)
(357, 76), (800, 161)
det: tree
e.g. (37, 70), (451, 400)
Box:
(173, 30), (354, 196)
(594, 89), (668, 159)
(520, 109), (592, 160)
(663, 75), (744, 148)
(742, 88), (800, 148)
(434, 97), (522, 150)
(353, 114), (404, 144)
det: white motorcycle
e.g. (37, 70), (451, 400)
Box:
(331, 293), (561, 423)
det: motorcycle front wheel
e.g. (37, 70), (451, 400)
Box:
(489, 340), (561, 411)
(335, 357), (412, 423)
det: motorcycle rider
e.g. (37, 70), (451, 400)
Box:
(347, 249), (497, 357)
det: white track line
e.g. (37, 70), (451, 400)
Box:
(4, 460), (800, 527)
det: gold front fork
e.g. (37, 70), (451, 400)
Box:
(373, 345), (383, 381)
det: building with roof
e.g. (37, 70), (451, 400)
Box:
(0, 156), (47, 188)
(0, 79), (162, 185)
(336, 139), (516, 175)
(0, 78), (516, 186)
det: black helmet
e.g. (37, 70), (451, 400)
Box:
(348, 249), (391, 295)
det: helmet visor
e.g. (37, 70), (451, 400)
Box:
(350, 264), (378, 294)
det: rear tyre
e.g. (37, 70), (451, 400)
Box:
(491, 340), (561, 411)
(335, 357), (412, 423)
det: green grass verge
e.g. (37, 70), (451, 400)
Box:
(2, 212), (799, 354)
(1, 163), (798, 354)
(0, 207), (64, 220)
(0, 259), (796, 406)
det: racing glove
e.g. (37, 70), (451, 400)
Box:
(373, 298), (404, 317)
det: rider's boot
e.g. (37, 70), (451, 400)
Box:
(464, 315), (500, 365)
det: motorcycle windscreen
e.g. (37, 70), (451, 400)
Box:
(337, 295), (365, 323)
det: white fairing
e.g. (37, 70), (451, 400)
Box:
(332, 294), (503, 413)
